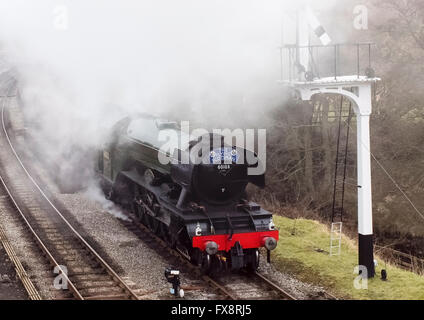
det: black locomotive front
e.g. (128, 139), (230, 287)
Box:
(96, 115), (278, 272)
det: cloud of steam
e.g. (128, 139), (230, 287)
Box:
(0, 0), (289, 130)
(84, 181), (131, 221)
(0, 0), (342, 202)
(0, 0), (345, 133)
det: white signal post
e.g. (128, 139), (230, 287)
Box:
(292, 78), (378, 278)
(280, 4), (379, 278)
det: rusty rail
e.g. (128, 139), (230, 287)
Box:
(0, 84), (139, 300)
(0, 218), (41, 300)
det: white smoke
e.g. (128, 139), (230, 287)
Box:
(84, 182), (131, 221)
(0, 0), (342, 200)
(0, 0), (343, 132)
(0, 0), (287, 130)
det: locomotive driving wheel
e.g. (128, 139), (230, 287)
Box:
(246, 249), (260, 272)
(133, 186), (146, 222)
(201, 254), (212, 274)
(112, 176), (132, 209)
(147, 215), (160, 234)
(210, 255), (224, 276)
(106, 188), (115, 202)
(159, 222), (172, 244)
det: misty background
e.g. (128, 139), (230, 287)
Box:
(0, 0), (423, 255)
(0, 0), (288, 134)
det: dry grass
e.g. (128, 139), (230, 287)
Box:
(272, 215), (424, 300)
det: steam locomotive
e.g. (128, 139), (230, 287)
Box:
(96, 114), (278, 273)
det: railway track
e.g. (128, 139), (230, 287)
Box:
(0, 81), (294, 301)
(0, 78), (337, 301)
(120, 211), (297, 300)
(0, 84), (140, 300)
(119, 215), (237, 299)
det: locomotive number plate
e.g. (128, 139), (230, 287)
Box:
(209, 147), (238, 164)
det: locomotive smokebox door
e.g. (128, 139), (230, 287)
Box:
(230, 241), (244, 270)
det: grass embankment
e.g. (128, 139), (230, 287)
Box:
(272, 215), (424, 299)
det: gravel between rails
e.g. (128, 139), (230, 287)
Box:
(257, 254), (329, 299)
(0, 231), (28, 300)
(55, 192), (218, 299)
(7, 100), (218, 300)
(26, 136), (328, 300)
(0, 98), (55, 300)
(9, 93), (331, 300)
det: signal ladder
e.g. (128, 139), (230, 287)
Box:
(330, 96), (353, 256)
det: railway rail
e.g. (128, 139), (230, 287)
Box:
(0, 217), (41, 300)
(0, 84), (140, 300)
(120, 211), (297, 300)
(0, 79), (337, 301)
